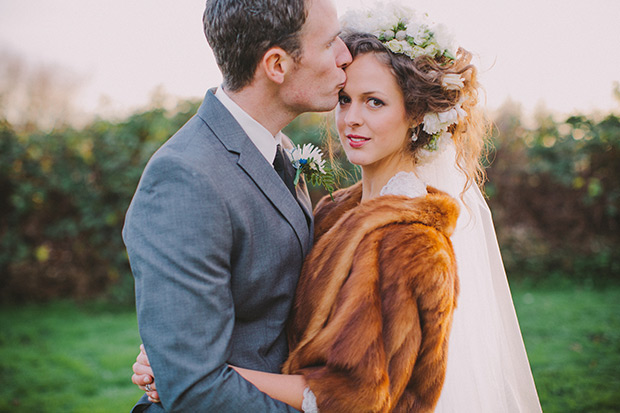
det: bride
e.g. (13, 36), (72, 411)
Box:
(134, 4), (541, 412)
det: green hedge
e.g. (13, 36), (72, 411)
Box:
(0, 101), (199, 302)
(486, 109), (620, 282)
(1, 103), (618, 303)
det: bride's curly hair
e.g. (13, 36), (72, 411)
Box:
(341, 32), (490, 191)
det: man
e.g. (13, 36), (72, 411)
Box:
(123, 0), (351, 410)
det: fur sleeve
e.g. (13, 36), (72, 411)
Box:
(290, 222), (458, 412)
(292, 228), (397, 412)
(378, 223), (458, 413)
(285, 192), (459, 412)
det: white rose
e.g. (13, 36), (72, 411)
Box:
(376, 9), (394, 30)
(406, 22), (427, 45)
(386, 39), (404, 54)
(339, 10), (358, 30)
(341, 9), (373, 33)
(395, 30), (407, 41)
(432, 23), (456, 55)
(423, 43), (439, 57)
(423, 112), (442, 135)
(410, 45), (426, 58)
(383, 30), (395, 41)
(402, 43), (414, 57)
(455, 103), (467, 118)
(442, 73), (464, 90)
(438, 108), (458, 126)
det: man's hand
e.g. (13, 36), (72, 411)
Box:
(132, 344), (160, 403)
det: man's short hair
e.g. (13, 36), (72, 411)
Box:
(204, 0), (309, 92)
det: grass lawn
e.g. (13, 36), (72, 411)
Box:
(0, 301), (143, 412)
(1, 281), (619, 412)
(512, 280), (620, 413)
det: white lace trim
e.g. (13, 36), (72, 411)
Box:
(380, 171), (427, 199)
(301, 386), (318, 413)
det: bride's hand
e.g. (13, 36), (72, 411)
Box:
(132, 344), (160, 403)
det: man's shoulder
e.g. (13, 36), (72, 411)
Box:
(151, 106), (228, 166)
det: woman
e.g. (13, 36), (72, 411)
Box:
(134, 4), (541, 412)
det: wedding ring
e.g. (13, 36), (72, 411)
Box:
(145, 383), (152, 392)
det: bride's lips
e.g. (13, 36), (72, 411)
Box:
(347, 134), (370, 148)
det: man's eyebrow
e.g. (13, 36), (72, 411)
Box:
(328, 30), (342, 42)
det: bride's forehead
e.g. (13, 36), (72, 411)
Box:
(343, 55), (400, 92)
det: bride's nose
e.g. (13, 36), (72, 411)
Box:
(344, 103), (362, 127)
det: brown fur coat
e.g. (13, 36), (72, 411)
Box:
(283, 182), (460, 412)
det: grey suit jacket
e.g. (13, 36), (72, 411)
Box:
(123, 90), (313, 412)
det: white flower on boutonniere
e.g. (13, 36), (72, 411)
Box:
(289, 143), (336, 199)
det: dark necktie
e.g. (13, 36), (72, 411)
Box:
(273, 144), (297, 199)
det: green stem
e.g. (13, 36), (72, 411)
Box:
(293, 168), (302, 186)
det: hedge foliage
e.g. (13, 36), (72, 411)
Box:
(487, 105), (620, 282)
(0, 101), (199, 302)
(1, 102), (618, 302)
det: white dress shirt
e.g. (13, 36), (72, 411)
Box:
(215, 86), (284, 165)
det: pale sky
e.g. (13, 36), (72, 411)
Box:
(1, 0), (619, 120)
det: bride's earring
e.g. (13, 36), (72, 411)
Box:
(410, 127), (418, 142)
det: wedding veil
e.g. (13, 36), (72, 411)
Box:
(416, 142), (542, 412)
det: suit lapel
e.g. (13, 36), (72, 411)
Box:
(197, 91), (312, 256)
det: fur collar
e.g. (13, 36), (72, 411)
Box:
(313, 181), (459, 242)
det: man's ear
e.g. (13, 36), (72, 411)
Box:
(260, 47), (294, 85)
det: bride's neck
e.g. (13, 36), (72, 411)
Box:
(361, 154), (416, 202)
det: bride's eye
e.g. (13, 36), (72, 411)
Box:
(338, 94), (351, 105)
(367, 98), (384, 108)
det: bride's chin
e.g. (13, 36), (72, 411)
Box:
(345, 157), (367, 167)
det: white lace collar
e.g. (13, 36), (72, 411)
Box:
(380, 171), (427, 199)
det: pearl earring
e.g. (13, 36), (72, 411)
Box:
(411, 129), (418, 142)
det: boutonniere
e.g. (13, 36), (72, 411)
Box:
(289, 143), (336, 200)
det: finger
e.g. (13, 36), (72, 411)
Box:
(140, 380), (158, 392)
(137, 351), (151, 367)
(133, 361), (154, 378)
(132, 371), (154, 387)
(147, 390), (160, 400)
(132, 372), (144, 386)
(147, 394), (161, 403)
(139, 345), (150, 364)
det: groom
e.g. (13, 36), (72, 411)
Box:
(123, 0), (351, 411)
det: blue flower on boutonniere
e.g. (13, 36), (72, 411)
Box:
(289, 143), (336, 200)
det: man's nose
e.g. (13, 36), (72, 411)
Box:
(335, 37), (352, 68)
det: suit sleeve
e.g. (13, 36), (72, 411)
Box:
(123, 154), (297, 412)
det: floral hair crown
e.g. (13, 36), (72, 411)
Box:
(340, 3), (458, 63)
(341, 3), (467, 161)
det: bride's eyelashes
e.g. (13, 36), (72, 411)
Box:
(367, 97), (384, 108)
(337, 94), (385, 108)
